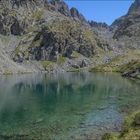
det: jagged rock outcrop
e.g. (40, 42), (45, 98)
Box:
(49, 1), (86, 22)
(50, 0), (71, 16)
(70, 7), (86, 22)
(112, 0), (140, 49)
(89, 21), (116, 51)
(128, 0), (140, 14)
(12, 19), (98, 62)
(89, 21), (109, 29)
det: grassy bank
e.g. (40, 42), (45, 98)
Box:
(90, 50), (140, 79)
(102, 111), (140, 140)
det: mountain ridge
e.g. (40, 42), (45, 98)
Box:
(0, 0), (139, 75)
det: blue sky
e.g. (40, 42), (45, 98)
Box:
(65, 0), (133, 25)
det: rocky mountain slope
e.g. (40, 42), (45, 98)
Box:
(0, 0), (139, 75)
(113, 0), (140, 78)
(92, 0), (140, 78)
(0, 0), (110, 74)
(112, 0), (140, 49)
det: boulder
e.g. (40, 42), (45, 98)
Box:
(80, 60), (88, 68)
(10, 19), (23, 35)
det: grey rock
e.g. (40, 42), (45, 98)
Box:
(70, 7), (86, 22)
(112, 0), (140, 49)
(80, 60), (88, 68)
(122, 68), (140, 78)
(10, 19), (23, 35)
(50, 0), (71, 16)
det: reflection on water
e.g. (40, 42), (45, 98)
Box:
(0, 72), (140, 140)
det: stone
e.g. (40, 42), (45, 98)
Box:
(0, 21), (5, 35)
(80, 60), (88, 68)
(10, 19), (22, 35)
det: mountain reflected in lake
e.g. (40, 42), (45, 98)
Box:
(0, 73), (140, 140)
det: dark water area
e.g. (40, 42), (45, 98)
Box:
(0, 72), (140, 140)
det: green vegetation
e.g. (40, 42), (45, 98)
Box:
(102, 133), (118, 140)
(71, 51), (81, 58)
(13, 46), (29, 60)
(90, 63), (118, 72)
(102, 111), (140, 140)
(118, 60), (140, 79)
(90, 50), (140, 79)
(41, 60), (54, 70)
(31, 10), (43, 20)
(3, 70), (13, 75)
(57, 55), (66, 65)
(119, 60), (140, 73)
(43, 19), (97, 55)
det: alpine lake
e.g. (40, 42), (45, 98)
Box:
(0, 72), (140, 140)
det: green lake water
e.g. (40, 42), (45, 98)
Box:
(0, 72), (140, 140)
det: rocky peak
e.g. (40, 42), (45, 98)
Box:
(0, 0), (88, 36)
(0, 0), (87, 22)
(49, 1), (87, 22)
(70, 7), (86, 22)
(128, 0), (140, 14)
(89, 21), (109, 29)
(111, 0), (140, 49)
(49, 0), (71, 16)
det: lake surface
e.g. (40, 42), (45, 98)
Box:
(0, 72), (140, 140)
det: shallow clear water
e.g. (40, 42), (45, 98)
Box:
(0, 72), (140, 140)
